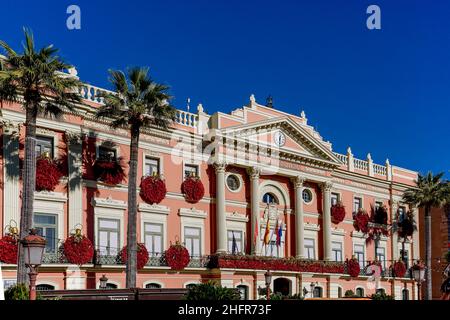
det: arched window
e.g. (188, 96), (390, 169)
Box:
(185, 283), (197, 289)
(376, 288), (385, 295)
(313, 286), (322, 298)
(355, 287), (364, 297)
(145, 283), (161, 289)
(402, 289), (409, 300)
(106, 283), (118, 289)
(236, 285), (248, 300)
(262, 193), (278, 204)
(36, 284), (55, 291)
(337, 287), (343, 298)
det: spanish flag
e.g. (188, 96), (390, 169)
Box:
(263, 217), (271, 245)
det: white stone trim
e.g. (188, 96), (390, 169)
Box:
(141, 152), (165, 177)
(34, 192), (67, 242)
(35, 128), (59, 158)
(180, 215), (206, 256)
(139, 204), (170, 251)
(143, 280), (165, 288)
(36, 280), (59, 290)
(178, 208), (207, 219)
(302, 187), (315, 205)
(225, 172), (243, 193)
(259, 180), (290, 207)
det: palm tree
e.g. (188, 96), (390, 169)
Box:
(403, 172), (450, 300)
(0, 29), (81, 284)
(96, 67), (176, 288)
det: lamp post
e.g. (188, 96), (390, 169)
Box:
(412, 260), (425, 300)
(99, 274), (108, 289)
(21, 229), (46, 300)
(264, 270), (272, 300)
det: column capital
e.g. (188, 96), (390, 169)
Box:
(65, 130), (84, 145)
(320, 181), (333, 192)
(1, 120), (22, 136)
(291, 176), (306, 189)
(247, 167), (261, 180)
(213, 161), (227, 174)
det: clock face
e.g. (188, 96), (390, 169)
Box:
(273, 131), (286, 147)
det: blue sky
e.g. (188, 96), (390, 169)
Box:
(1, 0), (449, 177)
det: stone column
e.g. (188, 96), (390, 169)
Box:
(214, 162), (227, 253)
(292, 176), (305, 258)
(248, 167), (261, 255)
(391, 200), (399, 260)
(2, 122), (21, 228)
(412, 207), (420, 260)
(66, 131), (84, 231)
(321, 181), (333, 261)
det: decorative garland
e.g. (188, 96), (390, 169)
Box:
(62, 231), (94, 265)
(331, 202), (346, 224)
(140, 175), (167, 205)
(353, 209), (370, 234)
(93, 157), (126, 186)
(181, 176), (205, 204)
(346, 258), (361, 277)
(0, 235), (18, 264)
(165, 242), (190, 270)
(392, 260), (407, 278)
(366, 204), (390, 243)
(210, 254), (345, 274)
(120, 243), (149, 270)
(35, 156), (64, 191)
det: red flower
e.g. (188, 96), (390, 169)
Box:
(331, 203), (346, 224)
(93, 158), (126, 186)
(63, 234), (94, 265)
(0, 235), (18, 264)
(181, 176), (205, 204)
(120, 243), (149, 270)
(36, 156), (63, 191)
(165, 244), (190, 270)
(140, 176), (167, 205)
(354, 209), (370, 234)
(346, 258), (361, 277)
(392, 261), (407, 278)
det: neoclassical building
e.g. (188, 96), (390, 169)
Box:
(0, 69), (421, 299)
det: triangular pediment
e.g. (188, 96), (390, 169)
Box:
(219, 116), (341, 167)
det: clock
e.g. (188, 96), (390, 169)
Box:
(273, 131), (286, 147)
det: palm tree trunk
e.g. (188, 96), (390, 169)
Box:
(125, 125), (140, 288)
(17, 106), (38, 284)
(424, 205), (432, 300)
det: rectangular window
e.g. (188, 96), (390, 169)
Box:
(353, 197), (362, 213)
(304, 238), (315, 260)
(331, 193), (340, 206)
(184, 164), (199, 178)
(332, 241), (343, 262)
(354, 244), (365, 269)
(375, 201), (383, 209)
(400, 249), (409, 269)
(184, 227), (201, 257)
(33, 213), (58, 253)
(376, 247), (386, 269)
(144, 157), (160, 176)
(227, 230), (243, 254)
(35, 136), (54, 158)
(98, 146), (117, 161)
(144, 223), (163, 255)
(98, 218), (120, 256)
(398, 206), (406, 221)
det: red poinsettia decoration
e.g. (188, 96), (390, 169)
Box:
(120, 243), (149, 270)
(353, 209), (370, 234)
(331, 202), (346, 224)
(35, 156), (64, 191)
(140, 175), (167, 205)
(93, 157), (126, 186)
(181, 176), (205, 204)
(165, 242), (190, 270)
(346, 258), (361, 277)
(0, 235), (18, 264)
(63, 231), (94, 265)
(392, 260), (407, 278)
(397, 210), (416, 239)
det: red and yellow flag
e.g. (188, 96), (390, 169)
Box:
(263, 217), (271, 245)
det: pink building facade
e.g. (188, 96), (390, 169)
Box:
(0, 74), (421, 299)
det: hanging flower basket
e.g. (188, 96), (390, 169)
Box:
(62, 232), (94, 265)
(120, 243), (149, 270)
(397, 210), (416, 239)
(165, 242), (190, 270)
(140, 175), (167, 205)
(331, 202), (346, 224)
(35, 156), (64, 191)
(0, 235), (18, 264)
(181, 176), (205, 204)
(353, 209), (370, 234)
(371, 204), (388, 225)
(392, 260), (407, 278)
(93, 157), (126, 186)
(346, 258), (361, 277)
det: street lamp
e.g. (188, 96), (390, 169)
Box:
(264, 270), (272, 300)
(21, 229), (46, 300)
(412, 260), (425, 300)
(99, 274), (108, 289)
